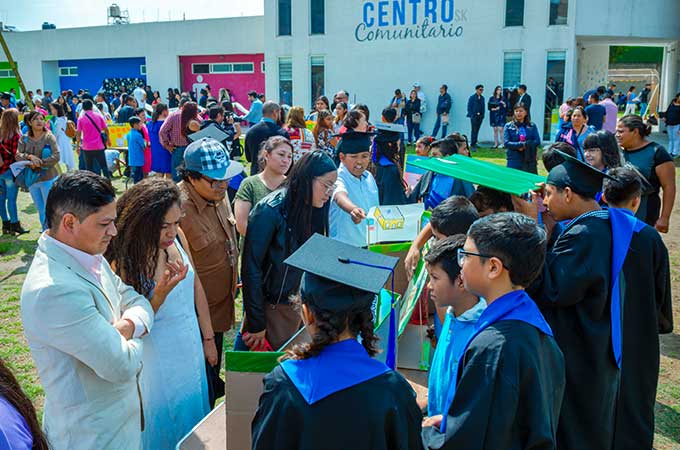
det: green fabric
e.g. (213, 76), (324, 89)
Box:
(235, 175), (274, 205)
(407, 154), (546, 195)
(368, 242), (412, 254)
(225, 351), (285, 373)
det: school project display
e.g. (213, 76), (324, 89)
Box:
(407, 154), (546, 195)
(366, 203), (425, 244)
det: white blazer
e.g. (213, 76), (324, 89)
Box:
(21, 234), (154, 450)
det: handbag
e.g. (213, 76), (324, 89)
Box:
(84, 112), (108, 147)
(412, 112), (421, 124)
(65, 120), (77, 138)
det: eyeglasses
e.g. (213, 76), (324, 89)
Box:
(319, 180), (337, 196)
(457, 248), (494, 266)
(583, 147), (601, 153)
(201, 175), (228, 190)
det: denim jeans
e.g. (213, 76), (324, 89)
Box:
(0, 171), (19, 222)
(130, 166), (144, 184)
(667, 124), (680, 157)
(232, 330), (250, 351)
(407, 120), (421, 143)
(470, 116), (484, 147)
(29, 177), (57, 231)
(171, 146), (187, 182)
(432, 114), (448, 138)
(640, 102), (648, 116)
(84, 150), (110, 179)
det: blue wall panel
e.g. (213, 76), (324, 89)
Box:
(58, 57), (146, 95)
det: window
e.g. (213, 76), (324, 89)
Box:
(279, 57), (293, 106)
(59, 67), (78, 77)
(140, 65), (146, 75)
(503, 52), (522, 88)
(261, 62), (266, 73)
(192, 63), (254, 74)
(505, 0), (524, 26)
(549, 0), (568, 25)
(543, 51), (567, 139)
(0, 69), (15, 78)
(310, 0), (325, 34)
(310, 56), (325, 107)
(192, 64), (210, 74)
(278, 0), (292, 36)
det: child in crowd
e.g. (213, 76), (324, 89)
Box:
(134, 107), (152, 175)
(415, 136), (435, 156)
(424, 235), (486, 417)
(373, 128), (408, 205)
(313, 109), (336, 159)
(329, 131), (379, 247)
(422, 213), (565, 449)
(126, 117), (146, 184)
(601, 166), (673, 449)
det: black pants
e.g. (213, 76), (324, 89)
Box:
(84, 149), (111, 178)
(470, 116), (483, 147)
(206, 331), (225, 408)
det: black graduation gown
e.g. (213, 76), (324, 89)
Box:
(527, 210), (618, 450)
(251, 366), (423, 450)
(422, 321), (565, 450)
(375, 163), (408, 205)
(614, 223), (673, 450)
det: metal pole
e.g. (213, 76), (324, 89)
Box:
(0, 29), (33, 110)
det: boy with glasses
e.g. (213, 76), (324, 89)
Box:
(422, 213), (565, 449)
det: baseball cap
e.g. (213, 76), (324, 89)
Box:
(183, 138), (244, 181)
(413, 82), (421, 88)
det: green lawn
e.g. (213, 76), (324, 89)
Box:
(1, 147), (678, 448)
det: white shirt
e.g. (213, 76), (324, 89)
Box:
(133, 87), (146, 107)
(44, 233), (146, 337)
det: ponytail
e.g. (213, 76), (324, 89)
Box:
(619, 114), (652, 137)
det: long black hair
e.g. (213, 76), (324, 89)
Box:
(151, 103), (168, 124)
(281, 151), (335, 242)
(583, 130), (622, 169)
(0, 358), (50, 450)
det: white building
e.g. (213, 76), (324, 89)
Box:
(1, 0), (678, 141)
(263, 0), (680, 140)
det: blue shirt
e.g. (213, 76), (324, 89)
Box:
(126, 129), (146, 167)
(585, 104), (606, 130)
(0, 395), (33, 450)
(428, 299), (487, 417)
(329, 163), (380, 247)
(242, 99), (264, 124)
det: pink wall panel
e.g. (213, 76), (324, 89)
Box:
(179, 53), (265, 106)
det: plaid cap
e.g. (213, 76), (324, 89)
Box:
(183, 138), (243, 181)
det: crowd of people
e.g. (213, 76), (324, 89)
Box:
(0, 77), (677, 450)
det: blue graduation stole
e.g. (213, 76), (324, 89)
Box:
(608, 208), (645, 369)
(439, 290), (552, 432)
(281, 339), (390, 405)
(425, 174), (454, 210)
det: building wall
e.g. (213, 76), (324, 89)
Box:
(575, 0), (680, 40)
(264, 0), (577, 141)
(57, 57), (146, 95)
(577, 44), (610, 95)
(178, 54), (265, 105)
(0, 16), (264, 97)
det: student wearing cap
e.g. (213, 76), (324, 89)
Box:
(424, 235), (486, 418)
(251, 234), (423, 450)
(125, 117), (146, 184)
(0, 92), (11, 112)
(176, 138), (244, 407)
(601, 167), (673, 450)
(241, 151), (337, 351)
(517, 152), (623, 450)
(329, 131), (380, 247)
(422, 213), (565, 450)
(374, 128), (408, 205)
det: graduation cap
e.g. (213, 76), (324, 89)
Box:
(285, 234), (400, 368)
(334, 130), (375, 155)
(187, 124), (230, 146)
(547, 150), (616, 198)
(374, 128), (401, 143)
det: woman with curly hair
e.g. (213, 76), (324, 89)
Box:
(251, 236), (423, 450)
(105, 177), (214, 450)
(0, 357), (50, 450)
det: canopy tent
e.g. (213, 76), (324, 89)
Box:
(406, 154), (546, 195)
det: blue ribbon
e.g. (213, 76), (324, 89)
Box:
(608, 208), (645, 369)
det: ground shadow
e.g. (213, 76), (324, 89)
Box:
(660, 333), (680, 360)
(655, 402), (680, 445)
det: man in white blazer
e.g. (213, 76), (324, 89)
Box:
(21, 171), (186, 450)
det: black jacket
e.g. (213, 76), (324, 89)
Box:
(241, 189), (328, 333)
(244, 120), (289, 174)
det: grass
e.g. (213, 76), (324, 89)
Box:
(1, 146), (679, 448)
